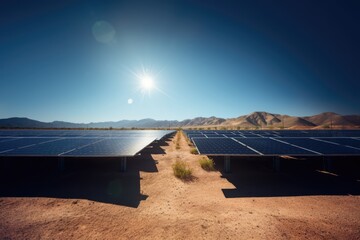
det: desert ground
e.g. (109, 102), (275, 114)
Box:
(1, 131), (360, 239)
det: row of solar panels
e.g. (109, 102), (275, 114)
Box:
(192, 137), (360, 156)
(0, 130), (175, 157)
(0, 130), (174, 141)
(184, 130), (360, 138)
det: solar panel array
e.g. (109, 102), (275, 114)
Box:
(185, 130), (360, 156)
(0, 130), (174, 157)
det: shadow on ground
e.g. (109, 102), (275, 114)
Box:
(0, 139), (169, 208)
(140, 138), (169, 155)
(212, 156), (360, 198)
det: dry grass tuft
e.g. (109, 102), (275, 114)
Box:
(175, 131), (181, 149)
(199, 157), (215, 171)
(190, 147), (198, 154)
(172, 160), (193, 180)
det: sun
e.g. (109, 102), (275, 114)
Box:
(127, 66), (168, 98)
(140, 75), (154, 91)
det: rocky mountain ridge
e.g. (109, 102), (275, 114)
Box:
(0, 112), (359, 129)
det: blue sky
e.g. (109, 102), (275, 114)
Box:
(0, 0), (359, 123)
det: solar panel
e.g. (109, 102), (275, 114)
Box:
(205, 134), (225, 138)
(280, 138), (360, 155)
(0, 138), (61, 153)
(0, 138), (19, 143)
(0, 130), (175, 158)
(277, 132), (308, 137)
(3, 138), (100, 156)
(62, 137), (156, 157)
(187, 134), (205, 140)
(184, 130), (360, 138)
(222, 133), (237, 137)
(192, 137), (259, 156)
(315, 138), (360, 149)
(233, 138), (317, 156)
(240, 134), (259, 138)
(0, 129), (174, 140)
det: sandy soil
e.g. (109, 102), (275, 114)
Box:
(1, 131), (360, 239)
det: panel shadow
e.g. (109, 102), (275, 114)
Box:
(211, 157), (360, 198)
(0, 153), (160, 208)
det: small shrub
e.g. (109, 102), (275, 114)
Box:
(190, 148), (198, 154)
(174, 131), (181, 149)
(172, 160), (193, 180)
(199, 157), (215, 171)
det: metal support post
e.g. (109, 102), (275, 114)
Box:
(273, 156), (281, 172)
(224, 156), (231, 173)
(323, 157), (333, 172)
(120, 157), (127, 172)
(58, 157), (65, 172)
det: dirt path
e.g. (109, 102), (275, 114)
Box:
(1, 131), (360, 239)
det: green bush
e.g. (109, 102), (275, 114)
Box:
(172, 161), (193, 180)
(190, 147), (198, 154)
(199, 157), (215, 171)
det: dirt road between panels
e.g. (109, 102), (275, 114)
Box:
(1, 131), (360, 239)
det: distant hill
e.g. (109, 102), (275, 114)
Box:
(224, 112), (316, 128)
(0, 117), (179, 129)
(303, 112), (357, 126)
(0, 112), (359, 129)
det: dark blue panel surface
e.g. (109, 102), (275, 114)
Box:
(0, 138), (19, 143)
(242, 134), (260, 138)
(187, 134), (205, 140)
(62, 137), (156, 157)
(281, 138), (360, 155)
(192, 137), (259, 155)
(5, 138), (100, 156)
(316, 138), (360, 149)
(0, 130), (174, 140)
(0, 138), (61, 153)
(277, 132), (309, 137)
(205, 134), (225, 138)
(0, 130), (173, 157)
(222, 133), (237, 137)
(234, 138), (317, 155)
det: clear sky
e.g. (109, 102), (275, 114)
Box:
(0, 0), (359, 123)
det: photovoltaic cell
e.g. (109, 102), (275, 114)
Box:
(0, 138), (19, 143)
(234, 138), (316, 155)
(4, 138), (100, 156)
(187, 134), (205, 140)
(205, 134), (225, 138)
(316, 138), (360, 149)
(280, 138), (360, 155)
(0, 130), (174, 140)
(62, 137), (156, 157)
(192, 137), (259, 155)
(0, 138), (61, 153)
(0, 130), (174, 157)
(242, 134), (260, 138)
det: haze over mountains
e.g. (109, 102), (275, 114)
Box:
(0, 112), (359, 129)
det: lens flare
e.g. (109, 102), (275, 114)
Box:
(141, 75), (154, 90)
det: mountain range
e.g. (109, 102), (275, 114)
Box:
(0, 112), (359, 129)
